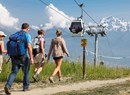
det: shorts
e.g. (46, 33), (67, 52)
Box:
(0, 55), (3, 71)
(53, 56), (63, 60)
(34, 53), (44, 64)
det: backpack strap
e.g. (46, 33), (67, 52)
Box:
(36, 35), (44, 46)
(38, 36), (45, 49)
(20, 30), (27, 48)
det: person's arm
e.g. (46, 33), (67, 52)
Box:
(62, 38), (70, 57)
(40, 39), (45, 59)
(47, 39), (53, 62)
(27, 43), (34, 64)
(25, 33), (34, 64)
(1, 41), (7, 53)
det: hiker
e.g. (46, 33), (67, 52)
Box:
(0, 31), (7, 73)
(32, 29), (46, 82)
(4, 23), (34, 94)
(47, 29), (70, 83)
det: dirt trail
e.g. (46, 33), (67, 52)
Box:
(0, 77), (130, 95)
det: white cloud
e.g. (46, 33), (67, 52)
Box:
(31, 25), (40, 30)
(43, 4), (75, 30)
(0, 3), (19, 30)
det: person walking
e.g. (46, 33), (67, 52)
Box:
(0, 31), (7, 73)
(32, 29), (46, 82)
(4, 23), (34, 94)
(47, 29), (70, 83)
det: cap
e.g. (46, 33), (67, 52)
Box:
(0, 31), (7, 37)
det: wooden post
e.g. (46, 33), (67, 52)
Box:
(81, 39), (87, 79)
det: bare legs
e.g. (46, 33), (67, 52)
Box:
(49, 58), (63, 83)
(33, 62), (45, 81)
(34, 63), (39, 75)
(34, 63), (45, 75)
(52, 58), (62, 77)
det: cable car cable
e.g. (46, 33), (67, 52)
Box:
(86, 50), (130, 60)
(105, 35), (115, 57)
(38, 0), (72, 21)
(73, 0), (98, 25)
(83, 9), (98, 25)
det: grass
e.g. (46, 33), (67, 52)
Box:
(0, 59), (130, 82)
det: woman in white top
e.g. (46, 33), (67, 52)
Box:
(32, 29), (46, 82)
(0, 31), (7, 73)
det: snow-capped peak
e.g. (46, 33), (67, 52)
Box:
(100, 16), (130, 32)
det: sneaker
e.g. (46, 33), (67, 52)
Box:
(49, 76), (55, 83)
(4, 86), (11, 94)
(59, 77), (63, 81)
(32, 74), (39, 82)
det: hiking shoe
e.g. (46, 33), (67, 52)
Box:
(4, 86), (11, 94)
(23, 88), (29, 92)
(49, 76), (55, 83)
(59, 77), (63, 81)
(32, 74), (39, 82)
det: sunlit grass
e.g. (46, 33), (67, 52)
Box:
(1, 59), (130, 82)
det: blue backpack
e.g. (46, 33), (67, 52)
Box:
(7, 31), (27, 57)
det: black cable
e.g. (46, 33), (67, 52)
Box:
(83, 9), (98, 25)
(73, 0), (98, 25)
(38, 0), (72, 21)
(105, 35), (115, 58)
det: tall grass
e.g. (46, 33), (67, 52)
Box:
(1, 59), (130, 82)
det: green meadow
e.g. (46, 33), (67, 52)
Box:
(1, 59), (130, 82)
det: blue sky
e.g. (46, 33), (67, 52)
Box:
(0, 0), (130, 66)
(0, 0), (130, 29)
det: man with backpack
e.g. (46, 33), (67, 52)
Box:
(4, 23), (34, 94)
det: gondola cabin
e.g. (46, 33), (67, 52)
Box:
(69, 19), (84, 37)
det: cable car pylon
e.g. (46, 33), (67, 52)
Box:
(70, 1), (107, 66)
(86, 25), (106, 66)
